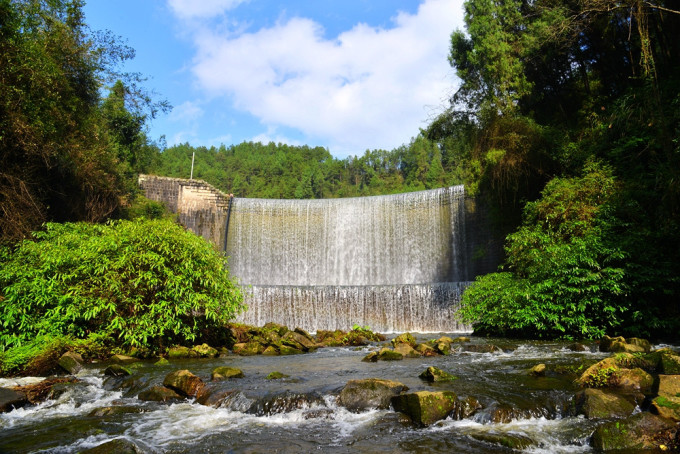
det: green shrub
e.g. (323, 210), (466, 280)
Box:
(0, 219), (244, 351)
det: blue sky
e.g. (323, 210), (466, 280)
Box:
(83, 0), (465, 158)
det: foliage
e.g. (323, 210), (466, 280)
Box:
(0, 219), (244, 351)
(460, 164), (628, 339)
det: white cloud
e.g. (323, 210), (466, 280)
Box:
(176, 0), (464, 156)
(168, 0), (247, 19)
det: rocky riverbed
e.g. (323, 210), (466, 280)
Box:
(1, 327), (679, 453)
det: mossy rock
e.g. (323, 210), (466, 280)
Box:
(138, 385), (182, 402)
(610, 341), (646, 354)
(451, 336), (470, 343)
(262, 346), (280, 356)
(0, 388), (28, 413)
(279, 344), (304, 355)
(167, 346), (198, 359)
(612, 367), (653, 393)
(110, 354), (139, 363)
(262, 322), (289, 337)
(419, 366), (458, 382)
(58, 351), (84, 375)
(233, 341), (265, 356)
(154, 358), (170, 366)
(591, 412), (676, 451)
(529, 364), (546, 376)
(391, 391), (457, 426)
(571, 388), (636, 419)
(415, 343), (438, 357)
(599, 335), (626, 352)
(391, 333), (417, 348)
(192, 343), (219, 358)
(337, 378), (408, 412)
(377, 348), (403, 361)
(470, 432), (534, 450)
(437, 336), (454, 344)
(463, 344), (502, 353)
(104, 364), (132, 377)
(362, 351), (379, 362)
(577, 357), (619, 388)
(567, 342), (588, 352)
(627, 337), (652, 353)
(266, 371), (290, 380)
(659, 353), (680, 375)
(163, 370), (204, 397)
(211, 367), (244, 381)
(435, 342), (451, 355)
(393, 342), (420, 358)
(651, 396), (680, 421)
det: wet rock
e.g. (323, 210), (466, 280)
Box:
(137, 385), (182, 402)
(627, 337), (652, 353)
(610, 341), (647, 354)
(437, 336), (454, 344)
(263, 322), (289, 337)
(80, 438), (149, 454)
(567, 342), (588, 352)
(303, 408), (335, 420)
(266, 371), (289, 380)
(249, 391), (325, 416)
(154, 358), (170, 366)
(196, 386), (236, 407)
(659, 352), (680, 375)
(571, 388), (636, 419)
(435, 342), (451, 355)
(415, 343), (438, 357)
(391, 333), (417, 348)
(58, 351), (84, 374)
(486, 403), (523, 423)
(591, 412), (677, 452)
(279, 344), (304, 355)
(599, 335), (626, 352)
(463, 344), (502, 353)
(362, 351), (379, 362)
(471, 432), (534, 450)
(612, 367), (653, 394)
(163, 370), (204, 397)
(391, 391), (457, 426)
(262, 346), (279, 356)
(88, 406), (147, 417)
(167, 346), (198, 359)
(211, 367), (244, 381)
(530, 364), (546, 376)
(282, 330), (317, 351)
(192, 343), (219, 358)
(377, 348), (403, 361)
(393, 343), (420, 358)
(651, 375), (680, 421)
(104, 364), (132, 377)
(0, 387), (28, 412)
(12, 376), (78, 404)
(449, 396), (482, 420)
(577, 357), (619, 388)
(419, 366), (457, 382)
(110, 354), (138, 363)
(452, 336), (470, 343)
(337, 378), (408, 412)
(233, 341), (265, 356)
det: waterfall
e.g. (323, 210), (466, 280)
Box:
(226, 186), (471, 332)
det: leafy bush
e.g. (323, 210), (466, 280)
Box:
(460, 163), (628, 339)
(0, 219), (244, 351)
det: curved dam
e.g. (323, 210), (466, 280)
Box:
(139, 175), (502, 332)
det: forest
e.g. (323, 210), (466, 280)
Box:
(1, 0), (679, 356)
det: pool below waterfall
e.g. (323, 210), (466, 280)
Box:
(2, 336), (671, 454)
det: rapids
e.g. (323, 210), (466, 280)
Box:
(0, 336), (626, 453)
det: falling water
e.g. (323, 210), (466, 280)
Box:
(226, 186), (472, 331)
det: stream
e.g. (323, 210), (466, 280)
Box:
(1, 336), (667, 453)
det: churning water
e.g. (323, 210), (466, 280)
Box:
(226, 187), (471, 331)
(0, 337), (615, 453)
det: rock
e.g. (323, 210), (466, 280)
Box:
(463, 344), (502, 353)
(651, 375), (680, 421)
(233, 341), (265, 356)
(283, 331), (316, 351)
(530, 364), (546, 376)
(362, 351), (379, 362)
(261, 346), (279, 356)
(659, 352), (680, 375)
(419, 366), (457, 382)
(377, 348), (403, 361)
(449, 396), (482, 420)
(211, 367), (244, 381)
(571, 388), (636, 419)
(452, 336), (470, 343)
(391, 391), (457, 426)
(80, 438), (148, 454)
(567, 342), (588, 352)
(167, 346), (197, 359)
(435, 342), (451, 355)
(294, 327), (314, 340)
(0, 387), (28, 413)
(138, 385), (182, 402)
(88, 406), (146, 417)
(599, 335), (626, 352)
(591, 412), (677, 452)
(415, 343), (438, 357)
(154, 358), (170, 366)
(263, 322), (289, 337)
(266, 371), (289, 380)
(437, 336), (454, 344)
(110, 354), (138, 363)
(278, 344), (304, 355)
(249, 391), (325, 416)
(470, 432), (534, 450)
(577, 357), (619, 387)
(612, 367), (653, 393)
(610, 341), (646, 354)
(192, 343), (219, 358)
(104, 364), (132, 377)
(627, 337), (652, 353)
(163, 370), (204, 397)
(12, 377), (78, 404)
(196, 386), (236, 407)
(393, 343), (420, 358)
(391, 333), (417, 348)
(337, 378), (408, 412)
(58, 351), (84, 374)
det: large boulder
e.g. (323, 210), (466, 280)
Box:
(577, 357), (619, 388)
(0, 387), (28, 413)
(233, 342), (265, 356)
(415, 343), (438, 357)
(659, 351), (680, 375)
(651, 375), (680, 421)
(282, 331), (316, 351)
(393, 343), (420, 358)
(211, 367), (244, 381)
(138, 386), (182, 402)
(571, 388), (636, 419)
(196, 386), (237, 407)
(167, 346), (198, 359)
(104, 364), (132, 377)
(391, 333), (417, 348)
(599, 335), (626, 352)
(612, 367), (653, 394)
(58, 351), (84, 374)
(162, 370), (204, 397)
(192, 344), (219, 358)
(591, 412), (677, 452)
(110, 354), (138, 364)
(391, 391), (457, 426)
(336, 378), (408, 412)
(377, 348), (403, 361)
(419, 366), (457, 382)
